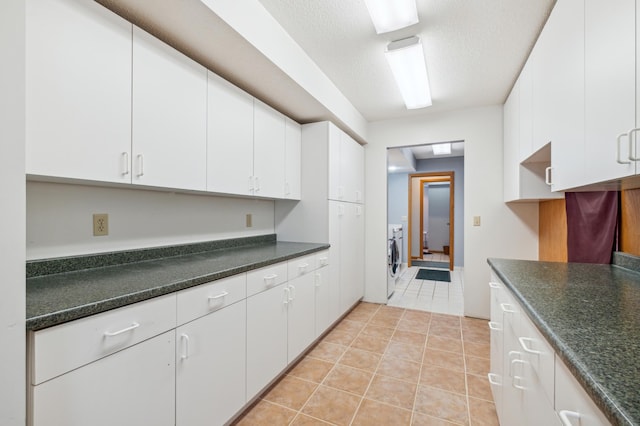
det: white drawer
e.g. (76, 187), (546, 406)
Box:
(176, 274), (246, 325)
(287, 254), (316, 281)
(519, 312), (555, 404)
(315, 250), (330, 268)
(30, 293), (176, 385)
(246, 262), (288, 297)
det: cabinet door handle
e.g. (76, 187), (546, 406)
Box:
(136, 154), (144, 177)
(628, 128), (640, 161)
(180, 333), (190, 360)
(208, 291), (229, 302)
(487, 373), (501, 386)
(318, 256), (329, 266)
(285, 182), (290, 195)
(500, 303), (516, 314)
(355, 190), (362, 202)
(512, 373), (526, 390)
(283, 287), (290, 305)
(122, 152), (130, 176)
(248, 176), (254, 192)
(558, 410), (581, 426)
(617, 132), (632, 164)
(254, 176), (260, 192)
(288, 284), (296, 301)
(104, 322), (140, 337)
(263, 274), (278, 286)
(488, 282), (500, 289)
(545, 166), (552, 186)
(507, 351), (522, 376)
(518, 336), (542, 355)
(488, 321), (502, 331)
(298, 263), (309, 273)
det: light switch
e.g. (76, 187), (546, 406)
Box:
(473, 216), (481, 226)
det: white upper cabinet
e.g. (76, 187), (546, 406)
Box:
(284, 118), (302, 200)
(26, 0), (132, 183)
(207, 71), (255, 196)
(254, 100), (286, 199)
(584, 0), (636, 183)
(132, 27), (207, 191)
(328, 124), (365, 204)
(503, 84), (520, 203)
(518, 61), (534, 162)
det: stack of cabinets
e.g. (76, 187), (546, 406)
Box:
(488, 273), (610, 426)
(28, 295), (177, 426)
(26, 0), (300, 199)
(246, 251), (329, 399)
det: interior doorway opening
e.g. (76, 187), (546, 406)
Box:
(408, 172), (455, 271)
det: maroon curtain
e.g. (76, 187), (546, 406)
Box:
(565, 191), (618, 264)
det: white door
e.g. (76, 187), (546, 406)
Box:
(32, 332), (175, 426)
(246, 283), (288, 399)
(254, 100), (286, 198)
(176, 301), (246, 426)
(207, 72), (254, 196)
(25, 0), (132, 183)
(287, 273), (316, 362)
(132, 27), (207, 191)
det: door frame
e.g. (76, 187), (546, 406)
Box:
(407, 171), (455, 271)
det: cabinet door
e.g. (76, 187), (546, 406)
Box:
(284, 118), (302, 200)
(519, 61), (534, 162)
(176, 301), (246, 426)
(26, 0), (132, 183)
(503, 84), (520, 202)
(488, 279), (505, 422)
(31, 331), (175, 426)
(246, 283), (288, 399)
(584, 0), (636, 183)
(254, 100), (286, 198)
(340, 132), (365, 203)
(287, 273), (316, 362)
(328, 123), (343, 201)
(328, 201), (343, 319)
(207, 72), (254, 196)
(501, 290), (526, 426)
(339, 203), (365, 313)
(132, 27), (207, 191)
(314, 265), (331, 337)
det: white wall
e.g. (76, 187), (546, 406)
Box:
(27, 182), (275, 259)
(365, 105), (539, 318)
(0, 1), (25, 424)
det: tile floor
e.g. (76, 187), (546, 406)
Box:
(234, 302), (497, 426)
(388, 254), (464, 316)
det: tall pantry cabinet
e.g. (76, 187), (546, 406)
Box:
(276, 121), (365, 320)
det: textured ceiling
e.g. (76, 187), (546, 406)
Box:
(258, 0), (555, 122)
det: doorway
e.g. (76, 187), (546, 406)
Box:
(408, 172), (454, 271)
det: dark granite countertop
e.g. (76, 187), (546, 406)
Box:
(27, 235), (329, 331)
(488, 255), (640, 426)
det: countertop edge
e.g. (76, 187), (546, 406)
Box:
(27, 244), (329, 331)
(487, 258), (633, 426)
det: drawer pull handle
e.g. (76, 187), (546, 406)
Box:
(318, 257), (328, 265)
(288, 284), (296, 301)
(518, 336), (542, 355)
(512, 374), (526, 390)
(488, 282), (500, 289)
(181, 334), (190, 360)
(264, 273), (278, 281)
(208, 291), (229, 301)
(558, 410), (580, 426)
(104, 322), (140, 337)
(283, 287), (290, 305)
(488, 321), (502, 331)
(298, 263), (310, 271)
(500, 303), (516, 314)
(507, 351), (522, 376)
(487, 373), (501, 386)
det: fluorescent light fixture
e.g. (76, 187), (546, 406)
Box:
(431, 143), (451, 155)
(364, 0), (419, 34)
(384, 36), (432, 109)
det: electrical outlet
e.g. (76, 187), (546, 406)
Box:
(93, 213), (109, 236)
(246, 214), (253, 228)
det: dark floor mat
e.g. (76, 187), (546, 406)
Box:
(415, 268), (451, 282)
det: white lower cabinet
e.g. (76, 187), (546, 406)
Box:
(31, 331), (175, 426)
(176, 300), (246, 426)
(287, 272), (316, 361)
(314, 252), (331, 337)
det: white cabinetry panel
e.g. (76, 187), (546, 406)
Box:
(285, 118), (302, 200)
(26, 0), (132, 183)
(287, 272), (316, 361)
(254, 100), (286, 198)
(132, 26), (207, 191)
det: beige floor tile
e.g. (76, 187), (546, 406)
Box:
(463, 341), (490, 359)
(397, 317), (430, 334)
(351, 334), (390, 354)
(361, 323), (396, 340)
(385, 340), (425, 363)
(234, 400), (297, 426)
(288, 357), (334, 383)
(365, 374), (417, 410)
(334, 318), (366, 334)
(352, 398), (412, 425)
(345, 305), (378, 323)
(462, 327), (490, 344)
(377, 355), (422, 383)
(414, 385), (469, 425)
(428, 323), (462, 340)
(403, 309), (432, 323)
(430, 313), (461, 328)
(323, 327), (358, 346)
(468, 397), (499, 426)
(339, 347), (382, 372)
(412, 412), (462, 425)
(461, 317), (488, 330)
(392, 329), (428, 347)
(263, 375), (318, 410)
(307, 341), (347, 363)
(466, 374), (493, 402)
(423, 348), (465, 372)
(419, 365), (466, 395)
(323, 364), (373, 395)
(427, 335), (463, 354)
(370, 312), (402, 328)
(301, 385), (361, 426)
(290, 413), (333, 425)
(465, 356), (490, 376)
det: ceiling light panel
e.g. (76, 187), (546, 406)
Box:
(385, 36), (432, 109)
(364, 0), (419, 34)
(431, 143), (451, 155)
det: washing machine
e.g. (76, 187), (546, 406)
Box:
(387, 224), (403, 298)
